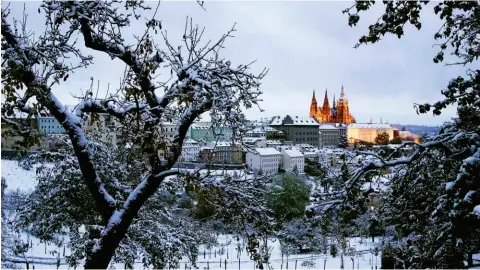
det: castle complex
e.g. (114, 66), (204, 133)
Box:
(309, 85), (356, 124)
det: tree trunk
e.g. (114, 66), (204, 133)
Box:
(83, 172), (175, 268)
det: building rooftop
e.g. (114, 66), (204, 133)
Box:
(319, 124), (337, 130)
(184, 138), (198, 144)
(214, 141), (232, 147)
(246, 127), (266, 134)
(242, 137), (264, 143)
(347, 123), (393, 129)
(283, 148), (304, 158)
(254, 147), (281, 156)
(269, 115), (320, 126)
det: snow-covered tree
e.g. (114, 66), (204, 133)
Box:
(1, 178), (27, 269)
(17, 136), (273, 268)
(1, 1), (268, 268)
(330, 2), (480, 267)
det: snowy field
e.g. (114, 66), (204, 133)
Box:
(1, 159), (383, 269)
(6, 232), (383, 270)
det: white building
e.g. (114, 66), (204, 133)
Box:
(246, 148), (282, 175)
(242, 137), (267, 148)
(347, 123), (395, 144)
(281, 148), (305, 173)
(158, 122), (177, 143)
(180, 139), (200, 161)
(245, 127), (267, 138)
(318, 148), (336, 168)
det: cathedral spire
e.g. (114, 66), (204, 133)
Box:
(321, 88), (330, 120)
(341, 84), (345, 98)
(309, 89), (318, 118)
(333, 93), (336, 109)
(322, 88), (330, 109)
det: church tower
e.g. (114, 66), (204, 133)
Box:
(321, 89), (330, 122)
(309, 90), (318, 118)
(336, 84), (355, 124)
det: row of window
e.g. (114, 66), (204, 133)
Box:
(262, 157), (280, 163)
(262, 163), (277, 168)
(295, 131), (317, 135)
(295, 137), (318, 142)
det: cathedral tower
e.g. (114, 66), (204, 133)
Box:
(309, 90), (318, 118)
(321, 89), (330, 120)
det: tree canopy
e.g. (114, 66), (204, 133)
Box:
(1, 1), (269, 268)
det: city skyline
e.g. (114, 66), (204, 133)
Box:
(5, 1), (469, 125)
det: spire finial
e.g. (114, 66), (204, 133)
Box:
(312, 89), (316, 101)
(341, 84), (345, 98)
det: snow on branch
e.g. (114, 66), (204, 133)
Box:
(3, 2), (268, 267)
(1, 7), (117, 223)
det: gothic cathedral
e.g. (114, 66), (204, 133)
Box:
(309, 85), (356, 124)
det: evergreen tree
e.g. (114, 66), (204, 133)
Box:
(266, 173), (310, 224)
(374, 132), (390, 145)
(338, 134), (349, 149)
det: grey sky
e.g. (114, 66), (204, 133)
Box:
(5, 1), (468, 125)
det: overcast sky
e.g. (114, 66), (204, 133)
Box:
(5, 1), (470, 125)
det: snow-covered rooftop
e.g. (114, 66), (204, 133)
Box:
(297, 144), (313, 148)
(269, 115), (320, 126)
(283, 148), (304, 158)
(319, 148), (334, 154)
(213, 142), (232, 147)
(184, 138), (198, 144)
(242, 137), (264, 143)
(266, 140), (282, 145)
(246, 127), (266, 134)
(263, 126), (282, 132)
(254, 147), (281, 156)
(347, 123), (393, 129)
(191, 125), (212, 130)
(319, 124), (337, 130)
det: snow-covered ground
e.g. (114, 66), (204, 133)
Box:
(2, 159), (382, 269)
(6, 232), (382, 269)
(3, 159), (478, 269)
(1, 159), (39, 192)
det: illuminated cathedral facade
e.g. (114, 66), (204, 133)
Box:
(309, 85), (356, 124)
